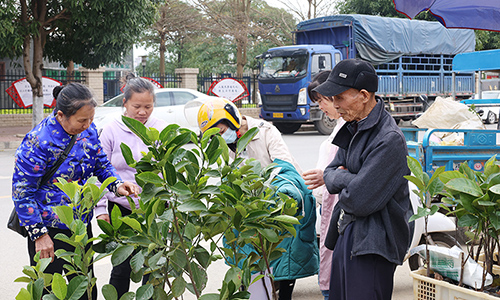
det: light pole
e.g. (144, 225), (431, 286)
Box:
(141, 55), (147, 77)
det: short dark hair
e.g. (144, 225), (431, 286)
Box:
(121, 73), (155, 105)
(307, 70), (331, 103)
(53, 83), (97, 117)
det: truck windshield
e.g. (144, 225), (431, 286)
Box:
(260, 55), (308, 78)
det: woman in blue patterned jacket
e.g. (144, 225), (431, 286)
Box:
(12, 83), (139, 299)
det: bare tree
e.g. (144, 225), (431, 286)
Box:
(192, 0), (295, 78)
(145, 0), (206, 82)
(275, 0), (338, 21)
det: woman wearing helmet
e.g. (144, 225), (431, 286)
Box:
(198, 98), (319, 300)
(197, 97), (302, 173)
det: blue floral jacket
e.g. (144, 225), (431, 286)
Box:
(12, 113), (122, 241)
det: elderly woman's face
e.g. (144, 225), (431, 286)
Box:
(57, 104), (94, 135)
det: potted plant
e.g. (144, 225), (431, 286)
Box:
(95, 117), (302, 299)
(14, 176), (117, 300)
(408, 155), (500, 299)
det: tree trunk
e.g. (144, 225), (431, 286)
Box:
(67, 61), (75, 83)
(159, 32), (166, 87)
(22, 0), (47, 128)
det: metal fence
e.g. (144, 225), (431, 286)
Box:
(103, 72), (182, 102)
(0, 69), (85, 114)
(197, 72), (258, 108)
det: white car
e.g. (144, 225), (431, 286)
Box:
(471, 91), (500, 124)
(94, 88), (213, 134)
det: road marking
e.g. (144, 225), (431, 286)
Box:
(0, 176), (11, 180)
(0, 195), (12, 199)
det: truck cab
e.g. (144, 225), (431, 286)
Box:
(257, 45), (342, 134)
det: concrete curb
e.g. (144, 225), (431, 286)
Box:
(0, 140), (21, 150)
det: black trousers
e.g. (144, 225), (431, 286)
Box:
(329, 223), (396, 300)
(28, 225), (98, 300)
(107, 202), (149, 298)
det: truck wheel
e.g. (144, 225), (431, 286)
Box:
(314, 113), (337, 135)
(486, 111), (496, 124)
(408, 232), (461, 271)
(274, 122), (302, 134)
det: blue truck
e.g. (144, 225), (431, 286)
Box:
(256, 14), (476, 134)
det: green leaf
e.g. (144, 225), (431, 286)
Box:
(121, 216), (143, 232)
(122, 115), (152, 146)
(111, 245), (135, 266)
(52, 273), (67, 300)
(110, 204), (123, 230)
(457, 214), (478, 227)
(445, 178), (483, 197)
(407, 156), (424, 181)
(97, 219), (114, 236)
(245, 210), (270, 221)
(404, 175), (424, 193)
(184, 222), (197, 240)
(258, 228), (279, 243)
(269, 215), (300, 224)
(190, 262), (208, 291)
(236, 127), (259, 156)
(120, 143), (135, 166)
(439, 170), (466, 184)
(148, 250), (164, 267)
(32, 278), (44, 300)
(52, 205), (74, 228)
(199, 294), (220, 300)
(136, 172), (164, 185)
(66, 276), (88, 300)
(101, 284), (118, 300)
(130, 251), (145, 273)
(178, 200), (207, 212)
(490, 183), (500, 195)
(136, 284), (154, 300)
(427, 176), (444, 197)
(477, 200), (497, 206)
(171, 277), (186, 297)
(206, 137), (221, 165)
(15, 288), (31, 300)
(171, 181), (191, 195)
(164, 161), (177, 186)
(409, 206), (433, 222)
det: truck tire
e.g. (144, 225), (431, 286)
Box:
(314, 113), (337, 135)
(274, 122), (302, 134)
(486, 111), (496, 124)
(408, 232), (461, 271)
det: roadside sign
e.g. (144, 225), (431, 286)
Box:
(208, 78), (249, 102)
(6, 77), (62, 108)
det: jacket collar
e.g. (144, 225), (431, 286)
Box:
(332, 97), (384, 150)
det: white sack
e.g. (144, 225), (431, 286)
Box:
(412, 97), (484, 130)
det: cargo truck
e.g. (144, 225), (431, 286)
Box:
(256, 14), (476, 134)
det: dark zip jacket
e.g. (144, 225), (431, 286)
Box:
(323, 97), (411, 265)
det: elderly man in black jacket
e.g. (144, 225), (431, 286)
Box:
(314, 59), (412, 300)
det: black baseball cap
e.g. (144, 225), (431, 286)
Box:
(313, 59), (378, 97)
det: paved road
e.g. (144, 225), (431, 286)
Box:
(0, 131), (414, 299)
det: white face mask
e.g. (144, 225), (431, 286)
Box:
(221, 128), (237, 144)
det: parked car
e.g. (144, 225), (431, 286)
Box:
(470, 90), (500, 124)
(94, 88), (213, 134)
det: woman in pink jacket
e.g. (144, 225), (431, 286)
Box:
(95, 73), (167, 298)
(302, 70), (345, 300)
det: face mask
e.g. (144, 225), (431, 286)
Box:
(221, 128), (237, 144)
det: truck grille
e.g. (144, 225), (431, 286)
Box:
(262, 94), (298, 112)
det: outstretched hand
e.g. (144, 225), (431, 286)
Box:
(117, 181), (140, 197)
